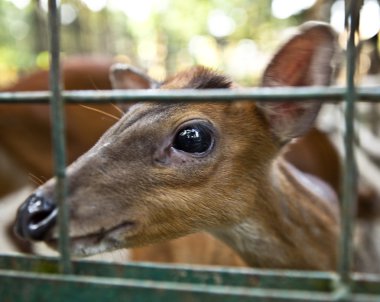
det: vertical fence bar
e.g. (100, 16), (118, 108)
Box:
(337, 0), (361, 296)
(48, 0), (72, 274)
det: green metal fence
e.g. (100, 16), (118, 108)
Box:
(1, 0), (380, 301)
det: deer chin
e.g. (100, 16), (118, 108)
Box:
(46, 221), (136, 257)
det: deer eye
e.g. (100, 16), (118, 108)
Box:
(173, 123), (213, 154)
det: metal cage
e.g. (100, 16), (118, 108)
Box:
(1, 0), (380, 301)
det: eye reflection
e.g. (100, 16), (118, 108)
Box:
(173, 124), (213, 154)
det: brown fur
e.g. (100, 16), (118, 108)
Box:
(163, 66), (232, 89)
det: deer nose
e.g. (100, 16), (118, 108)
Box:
(15, 193), (57, 241)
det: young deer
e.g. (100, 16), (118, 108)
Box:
(15, 22), (343, 270)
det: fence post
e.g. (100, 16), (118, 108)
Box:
(48, 0), (72, 274)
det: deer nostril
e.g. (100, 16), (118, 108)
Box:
(15, 193), (57, 241)
(30, 211), (52, 226)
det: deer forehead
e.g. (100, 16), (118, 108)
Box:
(103, 66), (259, 145)
(109, 103), (224, 137)
(104, 102), (266, 149)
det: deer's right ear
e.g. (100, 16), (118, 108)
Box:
(109, 63), (160, 90)
(257, 22), (339, 145)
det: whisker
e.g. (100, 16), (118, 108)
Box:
(28, 173), (44, 185)
(28, 178), (40, 186)
(79, 105), (120, 121)
(111, 103), (124, 117)
(29, 173), (44, 184)
(116, 249), (123, 262)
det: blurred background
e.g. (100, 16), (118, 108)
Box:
(0, 0), (379, 88)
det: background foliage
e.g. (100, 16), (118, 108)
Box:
(0, 0), (378, 87)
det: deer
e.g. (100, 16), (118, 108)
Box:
(13, 22), (380, 271)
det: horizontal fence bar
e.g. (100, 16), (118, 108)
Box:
(0, 86), (380, 104)
(1, 255), (380, 294)
(0, 255), (379, 301)
(0, 255), (335, 292)
(0, 270), (338, 302)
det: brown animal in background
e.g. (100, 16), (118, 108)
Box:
(15, 22), (359, 271)
(0, 57), (117, 196)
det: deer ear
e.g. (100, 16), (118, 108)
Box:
(257, 22), (339, 144)
(109, 63), (160, 89)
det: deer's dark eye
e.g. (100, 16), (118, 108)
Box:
(173, 124), (213, 154)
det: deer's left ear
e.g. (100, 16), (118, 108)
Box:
(109, 63), (161, 112)
(257, 22), (339, 144)
(109, 63), (160, 90)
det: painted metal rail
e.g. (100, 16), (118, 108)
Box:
(0, 87), (379, 103)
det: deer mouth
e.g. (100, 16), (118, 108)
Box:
(46, 221), (136, 257)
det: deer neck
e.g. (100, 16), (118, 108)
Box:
(211, 158), (340, 270)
